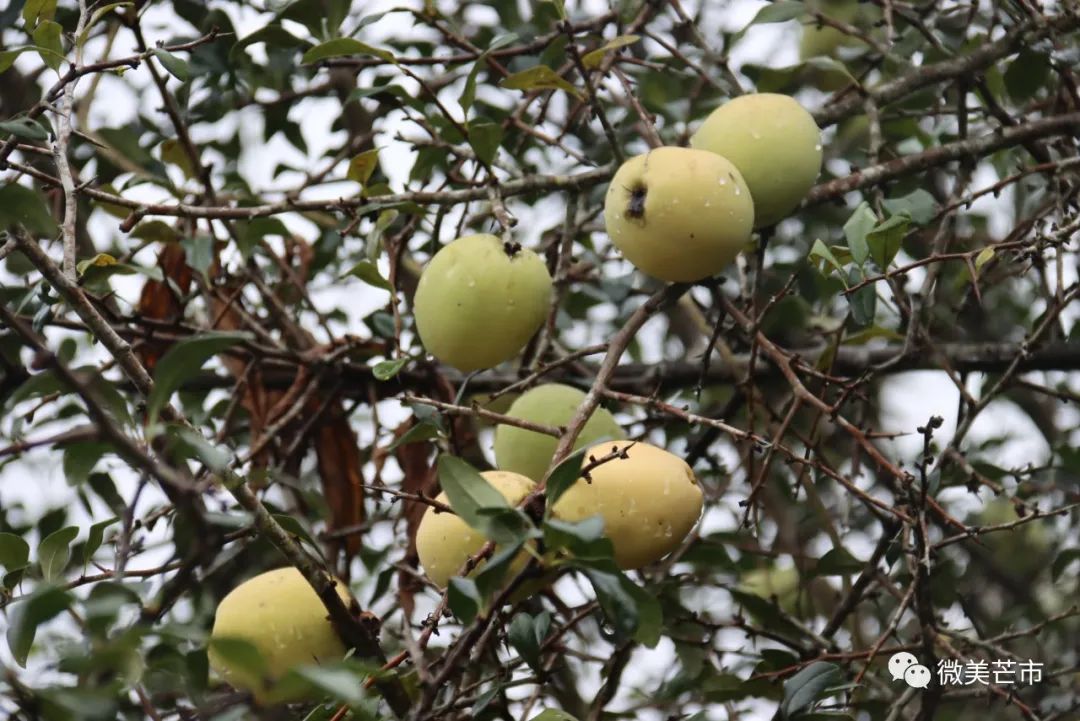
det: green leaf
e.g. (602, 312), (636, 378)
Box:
(372, 356), (408, 381)
(180, 235), (214, 280)
(272, 514), (324, 556)
(624, 577), (662, 647)
(32, 20), (63, 71)
(974, 246), (995, 273)
(347, 148), (380, 185)
(77, 3), (133, 47)
(38, 526), (78, 582)
(301, 37), (395, 64)
(866, 215), (909, 268)
(812, 547), (864, 576)
(387, 421), (442, 450)
(1051, 548), (1080, 583)
(83, 518), (119, 569)
(22, 0), (57, 29)
(501, 65), (581, 97)
(468, 120), (503, 167)
(474, 541), (525, 599)
(543, 516), (605, 553)
(733, 1), (804, 44)
(0, 182), (58, 235)
(0, 116), (49, 141)
(436, 456), (509, 535)
(0, 48), (32, 74)
(508, 610), (550, 672)
(846, 269), (876, 327)
(461, 59), (482, 115)
(543, 445), (589, 507)
(882, 189), (936, 224)
(147, 331), (252, 424)
(62, 441), (109, 486)
(344, 259), (393, 291)
(166, 425), (230, 471)
(809, 238), (845, 278)
(842, 202), (875, 267)
(0, 533), (31, 572)
(529, 712), (579, 721)
(448, 577), (482, 625)
(6, 585), (72, 667)
(160, 138), (195, 178)
(780, 661), (843, 719)
(581, 567), (638, 638)
(582, 34), (640, 69)
(290, 665), (367, 705)
(1004, 49), (1049, 102)
(207, 637), (268, 680)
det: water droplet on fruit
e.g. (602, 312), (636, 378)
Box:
(718, 177), (726, 185)
(815, 144), (823, 151)
(734, 187), (742, 196)
(751, 131), (761, 140)
(467, 280), (476, 288)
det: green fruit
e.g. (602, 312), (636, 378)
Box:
(416, 470), (536, 588)
(603, 146), (755, 282)
(493, 383), (625, 482)
(739, 566), (802, 614)
(691, 94), (822, 228)
(208, 567), (349, 704)
(799, 0), (860, 60)
(552, 441), (703, 569)
(413, 234), (552, 371)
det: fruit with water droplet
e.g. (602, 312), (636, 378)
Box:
(691, 94), (822, 228)
(208, 567), (350, 704)
(416, 470), (537, 587)
(552, 440), (703, 569)
(494, 383), (625, 482)
(414, 234), (552, 371)
(603, 147), (754, 282)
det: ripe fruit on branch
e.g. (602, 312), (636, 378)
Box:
(416, 470), (536, 588)
(208, 567), (350, 704)
(691, 93), (822, 228)
(603, 146), (754, 282)
(493, 383), (625, 482)
(552, 440), (703, 569)
(413, 234), (552, 371)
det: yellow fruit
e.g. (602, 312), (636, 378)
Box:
(493, 384), (625, 482)
(690, 94), (822, 228)
(208, 567), (349, 704)
(552, 441), (703, 569)
(603, 147), (755, 282)
(413, 234), (552, 371)
(416, 470), (537, 587)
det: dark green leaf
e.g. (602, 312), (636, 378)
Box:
(448, 577), (482, 625)
(147, 331), (252, 424)
(812, 547), (864, 576)
(290, 665), (366, 705)
(0, 117), (49, 141)
(866, 214), (909, 268)
(38, 525), (78, 582)
(461, 59), (482, 114)
(6, 585), (72, 667)
(468, 120), (503, 167)
(582, 35), (640, 68)
(1005, 49), (1049, 102)
(83, 518), (119, 568)
(387, 421), (442, 450)
(0, 182), (58, 235)
(152, 48), (190, 81)
(882, 189), (936, 224)
(473, 541), (524, 599)
(529, 712), (579, 721)
(372, 356), (408, 381)
(734, 1), (804, 44)
(23, 0), (58, 29)
(62, 441), (109, 486)
(344, 259), (393, 291)
(501, 65), (580, 97)
(846, 269), (876, 327)
(207, 637), (268, 680)
(0, 49), (31, 74)
(781, 661), (843, 719)
(32, 20), (63, 71)
(436, 456), (509, 536)
(180, 235), (214, 280)
(543, 445), (589, 507)
(0, 533), (30, 572)
(581, 567), (637, 638)
(543, 516), (605, 552)
(842, 202), (875, 267)
(302, 38), (395, 64)
(1051, 548), (1080, 582)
